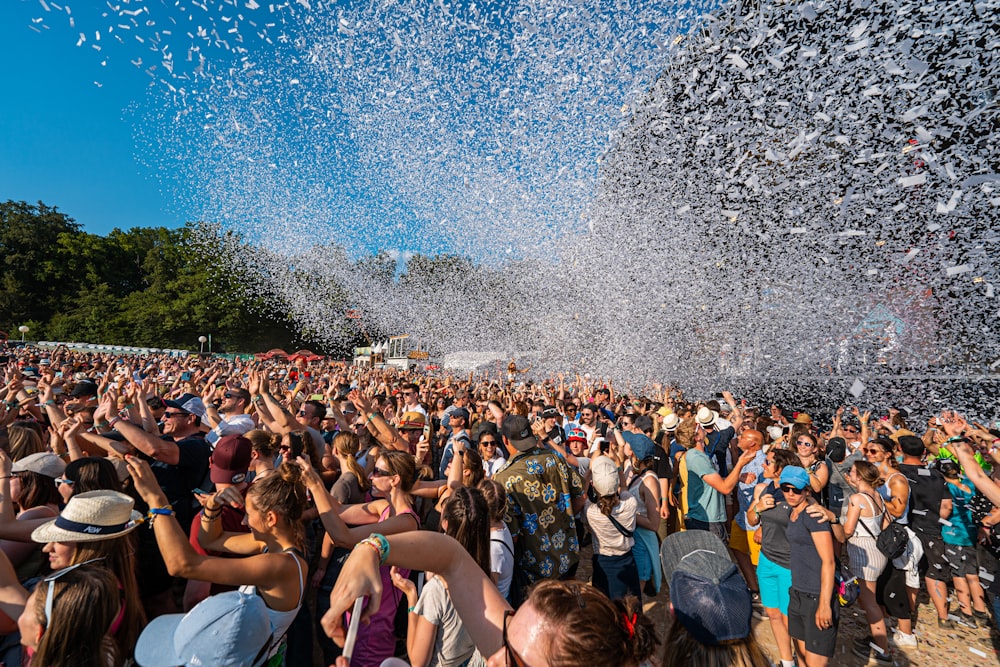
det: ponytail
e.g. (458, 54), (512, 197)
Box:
(333, 432), (370, 491)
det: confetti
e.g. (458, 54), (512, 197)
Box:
(17, 0), (998, 390)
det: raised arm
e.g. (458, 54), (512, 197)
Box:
(322, 531), (509, 658)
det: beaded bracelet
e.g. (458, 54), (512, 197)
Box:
(357, 533), (390, 565)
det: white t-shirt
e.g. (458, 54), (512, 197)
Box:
(490, 525), (515, 598)
(413, 576), (477, 667)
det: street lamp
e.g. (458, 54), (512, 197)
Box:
(18, 326), (29, 342)
(198, 336), (208, 354)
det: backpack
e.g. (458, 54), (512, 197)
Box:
(857, 492), (908, 560)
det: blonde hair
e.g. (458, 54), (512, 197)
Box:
(333, 432), (370, 491)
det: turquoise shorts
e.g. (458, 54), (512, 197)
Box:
(757, 551), (792, 615)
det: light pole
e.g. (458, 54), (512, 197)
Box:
(198, 336), (207, 354)
(18, 326), (29, 342)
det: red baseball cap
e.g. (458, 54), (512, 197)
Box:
(210, 435), (253, 484)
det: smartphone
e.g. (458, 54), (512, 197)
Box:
(181, 372), (192, 381)
(423, 421), (432, 442)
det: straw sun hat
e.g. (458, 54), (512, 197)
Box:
(31, 490), (142, 543)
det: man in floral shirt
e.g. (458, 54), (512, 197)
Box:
(495, 414), (587, 603)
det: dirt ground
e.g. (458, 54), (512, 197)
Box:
(574, 543), (1000, 667)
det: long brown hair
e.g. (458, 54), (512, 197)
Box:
(73, 535), (145, 659)
(660, 615), (770, 667)
(31, 565), (124, 667)
(440, 487), (491, 576)
(17, 470), (62, 510)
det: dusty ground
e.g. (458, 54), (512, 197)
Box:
(574, 543), (1000, 667)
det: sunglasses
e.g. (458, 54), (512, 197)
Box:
(223, 392), (239, 399)
(503, 609), (528, 667)
(162, 412), (186, 419)
(53, 478), (74, 487)
(297, 410), (308, 416)
(779, 484), (805, 495)
(795, 440), (816, 447)
(480, 440), (497, 447)
(44, 557), (106, 625)
(371, 467), (394, 478)
(863, 448), (881, 455)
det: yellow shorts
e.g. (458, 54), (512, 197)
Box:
(729, 519), (762, 566)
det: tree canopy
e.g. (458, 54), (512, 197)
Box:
(0, 200), (337, 354)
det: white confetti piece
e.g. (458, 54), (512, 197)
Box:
(849, 379), (865, 398)
(946, 264), (972, 276)
(898, 173), (927, 187)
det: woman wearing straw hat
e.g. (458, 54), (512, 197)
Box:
(31, 489), (146, 659)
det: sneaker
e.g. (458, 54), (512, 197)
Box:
(973, 609), (990, 623)
(937, 616), (954, 629)
(852, 643), (872, 661)
(892, 631), (918, 648)
(958, 612), (978, 628)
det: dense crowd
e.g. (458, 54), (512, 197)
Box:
(0, 345), (998, 667)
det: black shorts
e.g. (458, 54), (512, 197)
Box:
(915, 532), (950, 582)
(943, 543), (978, 578)
(787, 588), (839, 658)
(876, 565), (910, 619)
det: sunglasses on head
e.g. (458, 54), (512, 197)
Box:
(43, 557), (106, 625)
(780, 484), (805, 494)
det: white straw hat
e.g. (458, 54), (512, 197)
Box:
(31, 490), (142, 543)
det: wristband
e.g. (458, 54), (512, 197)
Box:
(108, 416), (122, 428)
(147, 505), (175, 528)
(367, 412), (377, 423)
(407, 605), (416, 613)
(44, 399), (56, 406)
(357, 533), (390, 565)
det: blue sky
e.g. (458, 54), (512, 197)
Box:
(0, 0), (695, 249)
(0, 2), (182, 234)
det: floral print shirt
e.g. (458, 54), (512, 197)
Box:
(494, 446), (586, 584)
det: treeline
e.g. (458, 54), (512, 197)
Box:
(0, 200), (341, 354)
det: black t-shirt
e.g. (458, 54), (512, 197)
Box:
(787, 507), (831, 595)
(899, 463), (948, 537)
(136, 433), (211, 531)
(652, 442), (672, 480)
